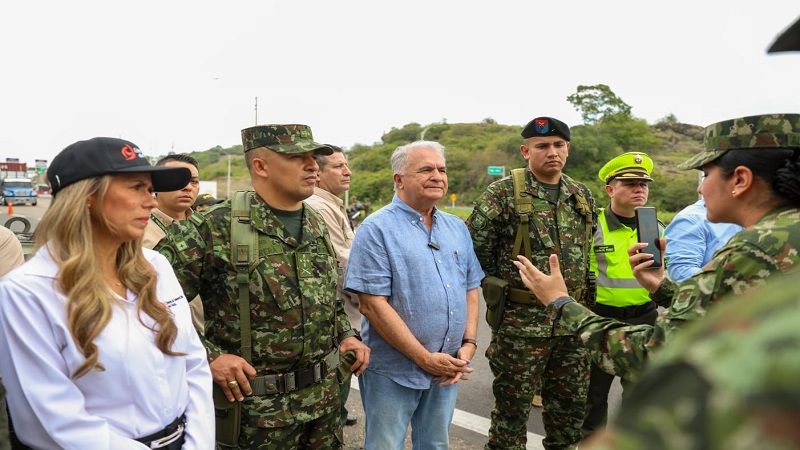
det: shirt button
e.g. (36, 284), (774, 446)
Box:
(446, 284), (450, 288)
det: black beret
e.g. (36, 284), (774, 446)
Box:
(521, 117), (571, 141)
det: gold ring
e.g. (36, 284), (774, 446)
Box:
(227, 380), (238, 389)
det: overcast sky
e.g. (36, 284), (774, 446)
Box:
(2, 1), (798, 164)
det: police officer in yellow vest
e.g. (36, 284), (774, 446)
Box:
(583, 152), (663, 436)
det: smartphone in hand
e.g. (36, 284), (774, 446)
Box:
(635, 207), (662, 269)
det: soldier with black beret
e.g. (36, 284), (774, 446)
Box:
(468, 116), (597, 450)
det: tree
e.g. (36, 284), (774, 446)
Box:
(567, 84), (632, 124)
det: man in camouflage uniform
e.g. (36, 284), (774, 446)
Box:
(159, 124), (370, 449)
(513, 113), (800, 385)
(582, 269), (800, 450)
(467, 116), (597, 450)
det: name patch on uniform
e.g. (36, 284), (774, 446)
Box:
(165, 295), (185, 309)
(593, 245), (615, 253)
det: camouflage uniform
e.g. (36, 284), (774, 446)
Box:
(468, 169), (597, 450)
(552, 114), (800, 383)
(159, 125), (355, 449)
(558, 206), (800, 381)
(584, 269), (800, 450)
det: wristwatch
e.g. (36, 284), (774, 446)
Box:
(546, 296), (575, 322)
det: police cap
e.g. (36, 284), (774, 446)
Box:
(598, 152), (654, 184)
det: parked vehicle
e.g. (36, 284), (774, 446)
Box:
(1, 178), (38, 206)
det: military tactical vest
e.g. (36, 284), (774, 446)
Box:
(510, 168), (593, 265)
(507, 168), (595, 305)
(223, 190), (338, 363)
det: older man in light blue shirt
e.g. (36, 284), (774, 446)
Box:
(665, 198), (743, 282)
(345, 141), (483, 450)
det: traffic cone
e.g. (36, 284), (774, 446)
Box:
(6, 201), (13, 215)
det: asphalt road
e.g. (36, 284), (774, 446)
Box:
(4, 197), (623, 449)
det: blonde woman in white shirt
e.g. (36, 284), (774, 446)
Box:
(0, 137), (214, 449)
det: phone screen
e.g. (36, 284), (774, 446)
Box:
(635, 207), (662, 269)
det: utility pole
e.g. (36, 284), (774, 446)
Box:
(254, 96), (258, 125)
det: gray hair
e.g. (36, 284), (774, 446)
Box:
(390, 140), (446, 175)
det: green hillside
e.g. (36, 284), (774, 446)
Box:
(176, 87), (707, 219)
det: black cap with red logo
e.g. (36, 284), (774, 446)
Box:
(47, 137), (191, 196)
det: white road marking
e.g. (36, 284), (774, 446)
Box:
(350, 377), (545, 450)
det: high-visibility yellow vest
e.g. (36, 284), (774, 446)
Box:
(590, 208), (656, 307)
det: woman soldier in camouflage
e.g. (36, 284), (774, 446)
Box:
(513, 113), (800, 383)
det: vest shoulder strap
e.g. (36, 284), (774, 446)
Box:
(230, 190), (256, 364)
(510, 168), (532, 260)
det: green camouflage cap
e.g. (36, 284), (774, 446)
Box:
(678, 113), (800, 170)
(240, 124), (334, 155)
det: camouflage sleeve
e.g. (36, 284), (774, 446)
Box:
(336, 297), (356, 341)
(586, 185), (598, 237)
(156, 216), (225, 357)
(156, 218), (208, 300)
(558, 301), (656, 381)
(332, 257), (355, 340)
(582, 361), (713, 450)
(650, 278), (676, 308)
(656, 241), (776, 345)
(466, 184), (504, 277)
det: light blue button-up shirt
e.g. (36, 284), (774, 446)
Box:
(665, 198), (743, 282)
(345, 195), (484, 389)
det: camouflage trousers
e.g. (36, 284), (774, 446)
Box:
(485, 333), (590, 450)
(233, 408), (342, 450)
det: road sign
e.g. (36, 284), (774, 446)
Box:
(487, 166), (505, 176)
(449, 193), (457, 208)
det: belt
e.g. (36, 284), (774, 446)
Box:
(507, 288), (541, 306)
(136, 415), (186, 449)
(251, 349), (339, 396)
(508, 287), (586, 306)
(592, 301), (656, 320)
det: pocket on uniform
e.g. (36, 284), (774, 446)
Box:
(295, 251), (337, 306)
(252, 256), (300, 311)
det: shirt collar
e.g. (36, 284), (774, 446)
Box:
(391, 195), (439, 226)
(603, 206), (627, 231)
(248, 192), (327, 248)
(22, 245), (162, 282)
(23, 245), (59, 278)
(312, 187), (344, 207)
(150, 207), (176, 227)
(525, 169), (576, 203)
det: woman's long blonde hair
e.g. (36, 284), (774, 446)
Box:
(35, 176), (181, 378)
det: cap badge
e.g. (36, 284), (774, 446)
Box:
(533, 118), (550, 135)
(634, 155), (643, 164)
(121, 143), (142, 161)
